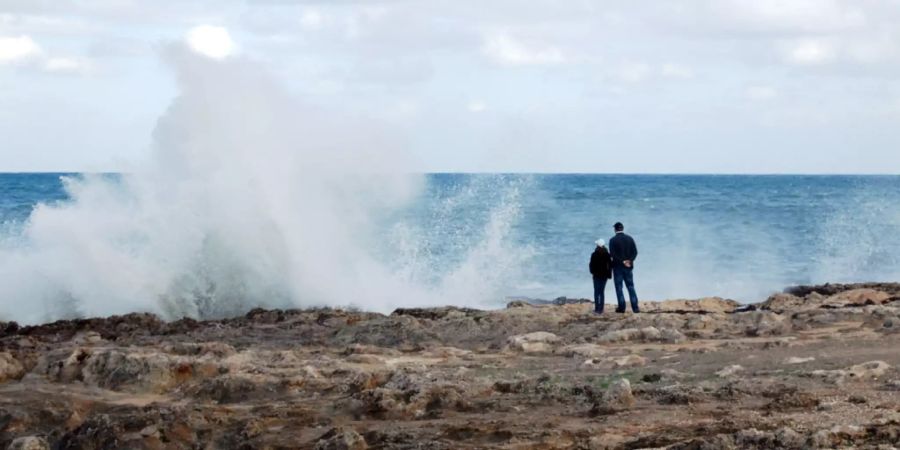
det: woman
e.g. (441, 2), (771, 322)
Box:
(589, 239), (613, 314)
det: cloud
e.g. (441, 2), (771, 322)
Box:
(186, 25), (235, 59)
(467, 100), (487, 113)
(0, 34), (40, 64)
(43, 56), (91, 74)
(661, 63), (693, 79)
(0, 34), (91, 74)
(614, 62), (651, 83)
(781, 39), (837, 65)
(745, 85), (778, 100)
(299, 9), (324, 29)
(482, 32), (566, 66)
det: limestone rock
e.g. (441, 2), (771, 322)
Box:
(610, 354), (648, 368)
(6, 436), (50, 450)
(811, 360), (891, 385)
(785, 356), (815, 364)
(506, 331), (561, 354)
(314, 427), (367, 450)
(642, 297), (740, 313)
(597, 326), (685, 343)
(592, 379), (635, 413)
(557, 344), (608, 359)
(0, 352), (25, 383)
(716, 365), (743, 378)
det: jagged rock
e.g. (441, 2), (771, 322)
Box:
(314, 427), (367, 450)
(811, 360), (891, 385)
(826, 288), (891, 306)
(734, 428), (776, 448)
(744, 312), (790, 336)
(557, 344), (608, 359)
(610, 354), (648, 368)
(81, 350), (176, 392)
(3, 281), (900, 449)
(597, 326), (685, 343)
(761, 293), (805, 312)
(773, 427), (805, 448)
(716, 365), (744, 378)
(587, 433), (628, 449)
(641, 297), (740, 313)
(0, 351), (25, 383)
(785, 356), (815, 364)
(506, 331), (561, 354)
(592, 379), (635, 413)
(764, 288), (892, 312)
(6, 436), (50, 450)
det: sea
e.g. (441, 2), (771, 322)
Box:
(1, 173), (899, 323)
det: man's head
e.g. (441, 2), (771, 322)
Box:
(614, 222), (624, 232)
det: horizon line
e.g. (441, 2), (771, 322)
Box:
(1, 171), (898, 177)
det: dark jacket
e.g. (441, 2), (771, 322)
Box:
(609, 232), (638, 268)
(589, 246), (612, 279)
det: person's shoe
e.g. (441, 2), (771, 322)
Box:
(593, 309), (604, 315)
(632, 309), (640, 314)
(614, 308), (626, 313)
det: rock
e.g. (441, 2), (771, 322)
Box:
(641, 373), (662, 383)
(610, 354), (648, 368)
(314, 427), (367, 450)
(597, 326), (685, 343)
(506, 332), (561, 354)
(744, 312), (790, 336)
(71, 331), (104, 345)
(592, 378), (635, 413)
(81, 350), (176, 392)
(587, 433), (628, 449)
(0, 352), (25, 383)
(716, 365), (743, 378)
(641, 297), (740, 313)
(811, 360), (891, 385)
(557, 344), (608, 359)
(6, 436), (50, 450)
(775, 427), (806, 448)
(785, 356), (815, 364)
(761, 293), (805, 312)
(505, 300), (532, 308)
(826, 288), (891, 306)
(847, 360), (890, 378)
(734, 428), (776, 448)
(763, 288), (891, 312)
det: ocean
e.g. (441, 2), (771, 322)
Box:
(1, 173), (899, 323)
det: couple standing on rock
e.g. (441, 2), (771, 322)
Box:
(589, 222), (639, 314)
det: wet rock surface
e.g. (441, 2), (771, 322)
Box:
(2, 282), (900, 448)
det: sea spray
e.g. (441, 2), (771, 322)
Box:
(0, 47), (530, 324)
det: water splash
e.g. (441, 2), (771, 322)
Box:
(0, 48), (529, 324)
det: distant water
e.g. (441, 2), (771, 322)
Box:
(2, 173), (899, 320)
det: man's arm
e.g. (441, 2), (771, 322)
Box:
(608, 237), (620, 261)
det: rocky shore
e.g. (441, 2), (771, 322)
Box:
(2, 283), (900, 449)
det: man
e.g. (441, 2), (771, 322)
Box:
(589, 239), (612, 314)
(608, 222), (639, 313)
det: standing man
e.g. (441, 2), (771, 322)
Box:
(609, 222), (639, 313)
(589, 239), (612, 314)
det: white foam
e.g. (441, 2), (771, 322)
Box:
(0, 47), (529, 324)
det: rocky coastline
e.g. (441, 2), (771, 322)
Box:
(2, 283), (900, 449)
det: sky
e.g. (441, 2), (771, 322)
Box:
(1, 0), (900, 174)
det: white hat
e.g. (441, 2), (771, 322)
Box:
(595, 239), (605, 247)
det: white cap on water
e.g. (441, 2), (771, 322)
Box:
(595, 239), (605, 247)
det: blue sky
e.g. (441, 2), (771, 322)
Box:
(1, 0), (899, 173)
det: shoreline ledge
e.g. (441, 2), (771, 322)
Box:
(2, 282), (900, 449)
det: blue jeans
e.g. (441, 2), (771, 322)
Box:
(613, 266), (639, 312)
(592, 277), (608, 312)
